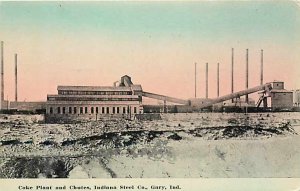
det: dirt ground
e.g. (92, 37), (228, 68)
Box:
(0, 112), (299, 178)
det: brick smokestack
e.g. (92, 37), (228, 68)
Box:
(245, 49), (249, 103)
(195, 62), (197, 98)
(15, 54), (18, 102)
(261, 49), (263, 85)
(206, 62), (208, 99)
(1, 41), (4, 109)
(231, 48), (234, 102)
(217, 63), (219, 97)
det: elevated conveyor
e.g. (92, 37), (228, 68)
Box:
(142, 83), (272, 110)
(195, 83), (272, 109)
(142, 91), (190, 105)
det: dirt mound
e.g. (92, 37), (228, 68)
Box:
(0, 157), (75, 178)
(167, 133), (182, 140)
(60, 130), (165, 148)
(1, 139), (22, 146)
(189, 122), (296, 140)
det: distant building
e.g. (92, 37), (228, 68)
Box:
(270, 81), (293, 111)
(189, 98), (213, 111)
(293, 89), (300, 107)
(10, 101), (46, 112)
(45, 75), (143, 123)
(0, 100), (9, 111)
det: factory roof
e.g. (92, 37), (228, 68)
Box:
(47, 94), (138, 98)
(57, 86), (132, 91)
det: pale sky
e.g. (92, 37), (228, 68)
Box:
(0, 1), (300, 101)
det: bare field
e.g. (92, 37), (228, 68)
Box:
(0, 112), (300, 178)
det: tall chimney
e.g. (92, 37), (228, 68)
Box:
(245, 49), (249, 103)
(15, 54), (18, 102)
(217, 63), (219, 97)
(261, 49), (263, 85)
(194, 62), (197, 98)
(1, 41), (4, 109)
(231, 48), (234, 102)
(206, 62), (208, 99)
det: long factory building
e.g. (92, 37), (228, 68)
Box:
(45, 75), (144, 122)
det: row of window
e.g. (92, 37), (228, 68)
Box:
(49, 106), (138, 115)
(58, 90), (132, 96)
(47, 97), (140, 101)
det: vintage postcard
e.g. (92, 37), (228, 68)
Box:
(0, 1), (300, 191)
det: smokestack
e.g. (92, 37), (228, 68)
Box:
(1, 41), (4, 109)
(245, 49), (249, 103)
(15, 54), (18, 102)
(206, 62), (208, 99)
(217, 63), (219, 97)
(195, 62), (197, 98)
(261, 49), (263, 85)
(231, 48), (234, 102)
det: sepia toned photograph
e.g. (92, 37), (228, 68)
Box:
(0, 0), (300, 185)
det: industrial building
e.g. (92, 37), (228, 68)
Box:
(269, 81), (293, 111)
(9, 101), (46, 113)
(45, 75), (144, 122)
(1, 40), (299, 118)
(293, 89), (300, 107)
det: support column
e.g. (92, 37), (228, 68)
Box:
(163, 100), (167, 113)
